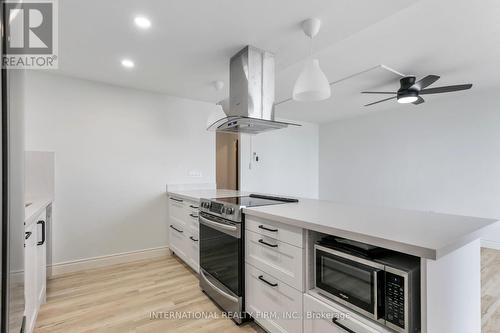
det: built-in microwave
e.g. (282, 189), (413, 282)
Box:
(314, 244), (420, 333)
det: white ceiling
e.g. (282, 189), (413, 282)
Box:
(56, 0), (415, 104)
(56, 0), (500, 124)
(275, 0), (500, 122)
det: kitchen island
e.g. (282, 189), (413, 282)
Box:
(167, 189), (499, 333)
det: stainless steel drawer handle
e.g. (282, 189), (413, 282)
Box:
(332, 318), (357, 333)
(258, 275), (278, 287)
(189, 205), (199, 209)
(169, 197), (183, 203)
(169, 225), (183, 233)
(189, 213), (199, 219)
(258, 225), (278, 232)
(258, 239), (278, 248)
(189, 236), (198, 242)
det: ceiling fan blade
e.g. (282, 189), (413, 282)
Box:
(419, 84), (472, 95)
(361, 91), (396, 94)
(364, 96), (397, 106)
(412, 96), (425, 105)
(411, 75), (440, 90)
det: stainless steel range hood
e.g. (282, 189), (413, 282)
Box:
(207, 46), (300, 134)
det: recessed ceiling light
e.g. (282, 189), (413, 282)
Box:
(134, 16), (151, 29)
(121, 59), (135, 69)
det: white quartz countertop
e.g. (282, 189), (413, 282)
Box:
(243, 199), (500, 260)
(167, 189), (247, 202)
(25, 197), (52, 226)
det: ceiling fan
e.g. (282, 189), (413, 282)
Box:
(362, 75), (472, 106)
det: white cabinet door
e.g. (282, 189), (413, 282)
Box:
(36, 217), (47, 305)
(24, 223), (38, 333)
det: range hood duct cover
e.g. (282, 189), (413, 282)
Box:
(207, 45), (300, 134)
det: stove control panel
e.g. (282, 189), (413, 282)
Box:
(199, 199), (242, 223)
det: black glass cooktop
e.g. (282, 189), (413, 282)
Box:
(215, 194), (298, 207)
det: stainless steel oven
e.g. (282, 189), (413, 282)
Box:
(198, 194), (299, 324)
(199, 212), (244, 323)
(314, 244), (420, 333)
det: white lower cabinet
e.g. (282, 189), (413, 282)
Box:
(246, 264), (303, 333)
(24, 223), (37, 333)
(168, 196), (199, 273)
(25, 208), (48, 333)
(303, 293), (391, 333)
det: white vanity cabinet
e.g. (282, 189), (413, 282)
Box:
(168, 195), (199, 273)
(24, 208), (48, 333)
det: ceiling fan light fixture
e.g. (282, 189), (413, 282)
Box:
(397, 96), (419, 104)
(397, 91), (419, 104)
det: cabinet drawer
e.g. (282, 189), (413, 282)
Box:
(186, 201), (200, 213)
(246, 264), (303, 333)
(303, 293), (390, 333)
(246, 216), (304, 248)
(186, 229), (199, 273)
(185, 209), (199, 232)
(245, 230), (304, 291)
(168, 196), (186, 220)
(169, 218), (188, 262)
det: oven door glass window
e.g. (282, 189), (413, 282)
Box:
(200, 222), (241, 296)
(316, 249), (376, 314)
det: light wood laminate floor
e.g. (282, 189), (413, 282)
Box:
(482, 248), (500, 333)
(35, 250), (500, 333)
(34, 255), (263, 333)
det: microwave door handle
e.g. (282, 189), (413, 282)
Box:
(332, 318), (357, 333)
(375, 269), (385, 320)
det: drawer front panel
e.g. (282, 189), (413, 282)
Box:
(168, 196), (186, 220)
(304, 294), (390, 333)
(186, 229), (199, 273)
(169, 217), (188, 262)
(246, 216), (303, 248)
(185, 209), (199, 232)
(245, 230), (304, 291)
(245, 264), (303, 333)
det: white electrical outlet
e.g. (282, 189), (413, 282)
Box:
(188, 170), (202, 178)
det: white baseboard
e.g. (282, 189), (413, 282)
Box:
(48, 246), (170, 277)
(481, 239), (500, 251)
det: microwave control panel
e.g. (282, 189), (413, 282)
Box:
(385, 272), (406, 329)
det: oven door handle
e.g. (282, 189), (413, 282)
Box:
(200, 269), (238, 303)
(199, 215), (237, 231)
(332, 318), (357, 333)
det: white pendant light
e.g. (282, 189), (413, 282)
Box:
(293, 18), (331, 102)
(206, 81), (227, 128)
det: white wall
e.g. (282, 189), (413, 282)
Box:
(319, 88), (500, 243)
(25, 72), (217, 264)
(240, 120), (319, 199)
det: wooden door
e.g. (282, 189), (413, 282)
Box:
(216, 132), (239, 190)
